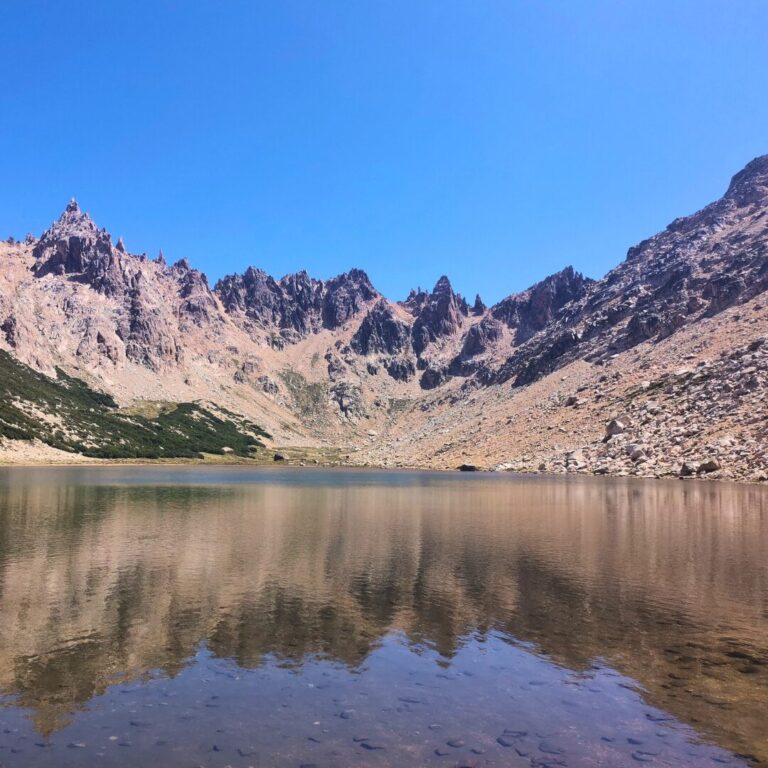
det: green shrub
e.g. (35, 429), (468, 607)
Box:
(0, 351), (270, 458)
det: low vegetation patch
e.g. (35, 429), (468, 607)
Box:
(0, 351), (270, 459)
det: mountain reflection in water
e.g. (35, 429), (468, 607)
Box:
(0, 468), (766, 767)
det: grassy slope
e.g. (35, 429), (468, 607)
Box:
(0, 351), (270, 459)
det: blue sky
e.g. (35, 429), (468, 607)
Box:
(1, 1), (767, 304)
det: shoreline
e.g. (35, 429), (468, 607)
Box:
(0, 453), (765, 485)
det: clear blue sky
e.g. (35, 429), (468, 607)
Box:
(1, 1), (767, 303)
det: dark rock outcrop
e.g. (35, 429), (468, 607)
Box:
(215, 267), (377, 341)
(383, 357), (416, 382)
(322, 269), (378, 328)
(350, 299), (412, 356)
(460, 316), (503, 358)
(447, 316), (504, 377)
(491, 267), (593, 344)
(420, 365), (450, 390)
(402, 287), (429, 316)
(410, 276), (466, 356)
(1, 315), (19, 348)
(215, 268), (318, 336)
(325, 351), (346, 382)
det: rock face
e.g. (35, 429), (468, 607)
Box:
(215, 267), (377, 342)
(26, 200), (221, 371)
(383, 357), (416, 382)
(408, 276), (468, 356)
(490, 267), (593, 344)
(32, 199), (128, 296)
(446, 316), (504, 378)
(329, 381), (366, 421)
(459, 315), (503, 359)
(350, 299), (411, 356)
(174, 260), (220, 328)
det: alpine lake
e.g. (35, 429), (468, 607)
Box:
(0, 467), (765, 767)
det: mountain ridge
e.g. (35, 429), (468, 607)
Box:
(1, 155), (766, 480)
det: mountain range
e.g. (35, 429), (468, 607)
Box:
(1, 156), (766, 480)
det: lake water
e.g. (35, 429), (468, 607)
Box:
(0, 468), (765, 767)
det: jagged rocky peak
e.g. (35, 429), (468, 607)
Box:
(350, 298), (412, 356)
(472, 294), (486, 315)
(164, 256), (218, 325)
(42, 198), (99, 238)
(180, 276), (218, 328)
(402, 287), (428, 316)
(214, 267), (289, 334)
(214, 267), (379, 340)
(491, 266), (593, 344)
(410, 275), (468, 356)
(33, 198), (108, 262)
(322, 268), (378, 329)
(24, 201), (222, 373)
(31, 199), (130, 295)
(723, 154), (768, 208)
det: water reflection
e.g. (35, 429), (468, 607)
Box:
(0, 468), (766, 765)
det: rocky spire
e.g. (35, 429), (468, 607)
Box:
(411, 275), (465, 356)
(472, 294), (486, 315)
(31, 200), (122, 294)
(401, 287), (428, 315)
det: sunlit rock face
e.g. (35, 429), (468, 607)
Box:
(19, 200), (223, 371)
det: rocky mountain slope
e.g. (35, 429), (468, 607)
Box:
(1, 156), (766, 479)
